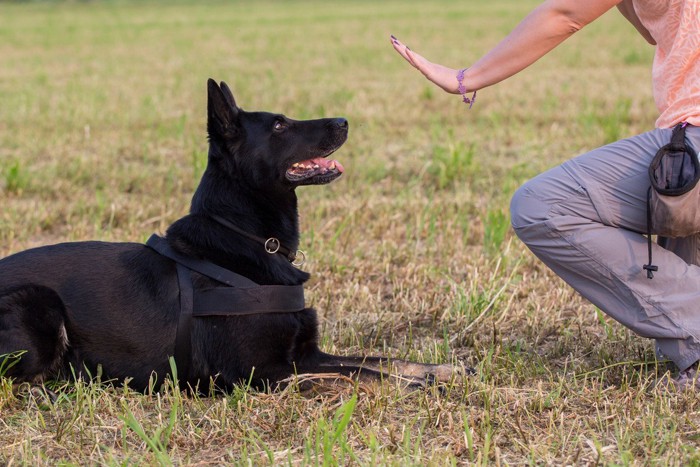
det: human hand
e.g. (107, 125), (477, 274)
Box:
(390, 35), (462, 94)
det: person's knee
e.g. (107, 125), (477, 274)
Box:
(510, 180), (549, 233)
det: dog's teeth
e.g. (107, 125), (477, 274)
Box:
(292, 163), (300, 168)
(329, 161), (336, 170)
(313, 164), (319, 169)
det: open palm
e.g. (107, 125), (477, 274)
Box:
(390, 35), (460, 94)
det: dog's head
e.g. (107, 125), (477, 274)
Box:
(205, 79), (347, 191)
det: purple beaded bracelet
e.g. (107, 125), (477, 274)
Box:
(457, 68), (477, 108)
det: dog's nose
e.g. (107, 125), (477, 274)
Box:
(332, 118), (348, 129)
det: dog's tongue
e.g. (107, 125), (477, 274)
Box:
(287, 156), (345, 183)
(311, 157), (344, 173)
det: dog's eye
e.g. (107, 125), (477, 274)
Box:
(273, 120), (287, 132)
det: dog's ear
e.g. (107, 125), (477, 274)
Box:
(207, 78), (239, 140)
(219, 81), (237, 109)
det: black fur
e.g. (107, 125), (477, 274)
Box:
(0, 80), (456, 393)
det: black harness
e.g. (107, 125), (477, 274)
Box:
(145, 234), (306, 384)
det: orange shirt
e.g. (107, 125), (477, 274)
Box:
(633, 0), (700, 128)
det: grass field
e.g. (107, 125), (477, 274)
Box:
(1, 0), (698, 465)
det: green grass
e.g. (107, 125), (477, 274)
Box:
(2, 0), (696, 465)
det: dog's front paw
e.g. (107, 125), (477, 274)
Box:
(425, 363), (477, 382)
(13, 382), (58, 407)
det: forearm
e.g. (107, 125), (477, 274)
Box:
(461, 0), (622, 92)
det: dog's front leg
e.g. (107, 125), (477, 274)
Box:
(290, 361), (427, 390)
(313, 352), (467, 385)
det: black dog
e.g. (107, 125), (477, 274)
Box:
(0, 79), (457, 393)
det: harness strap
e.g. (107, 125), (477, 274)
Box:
(174, 263), (193, 384)
(194, 286), (305, 316)
(146, 234), (258, 287)
(145, 234), (306, 386)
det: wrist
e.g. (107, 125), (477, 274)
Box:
(456, 68), (477, 108)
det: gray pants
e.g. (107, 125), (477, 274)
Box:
(510, 125), (700, 371)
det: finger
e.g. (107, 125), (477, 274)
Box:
(404, 48), (427, 73)
(390, 35), (409, 56)
(399, 49), (434, 81)
(391, 37), (419, 69)
(391, 36), (422, 68)
(390, 36), (460, 94)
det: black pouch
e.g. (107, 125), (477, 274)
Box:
(643, 122), (699, 278)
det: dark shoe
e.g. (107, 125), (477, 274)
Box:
(655, 363), (700, 393)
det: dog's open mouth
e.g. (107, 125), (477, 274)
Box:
(285, 156), (345, 185)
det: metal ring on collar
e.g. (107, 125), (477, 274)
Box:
(264, 237), (281, 254)
(292, 250), (306, 267)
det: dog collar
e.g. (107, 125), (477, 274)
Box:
(209, 214), (306, 266)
